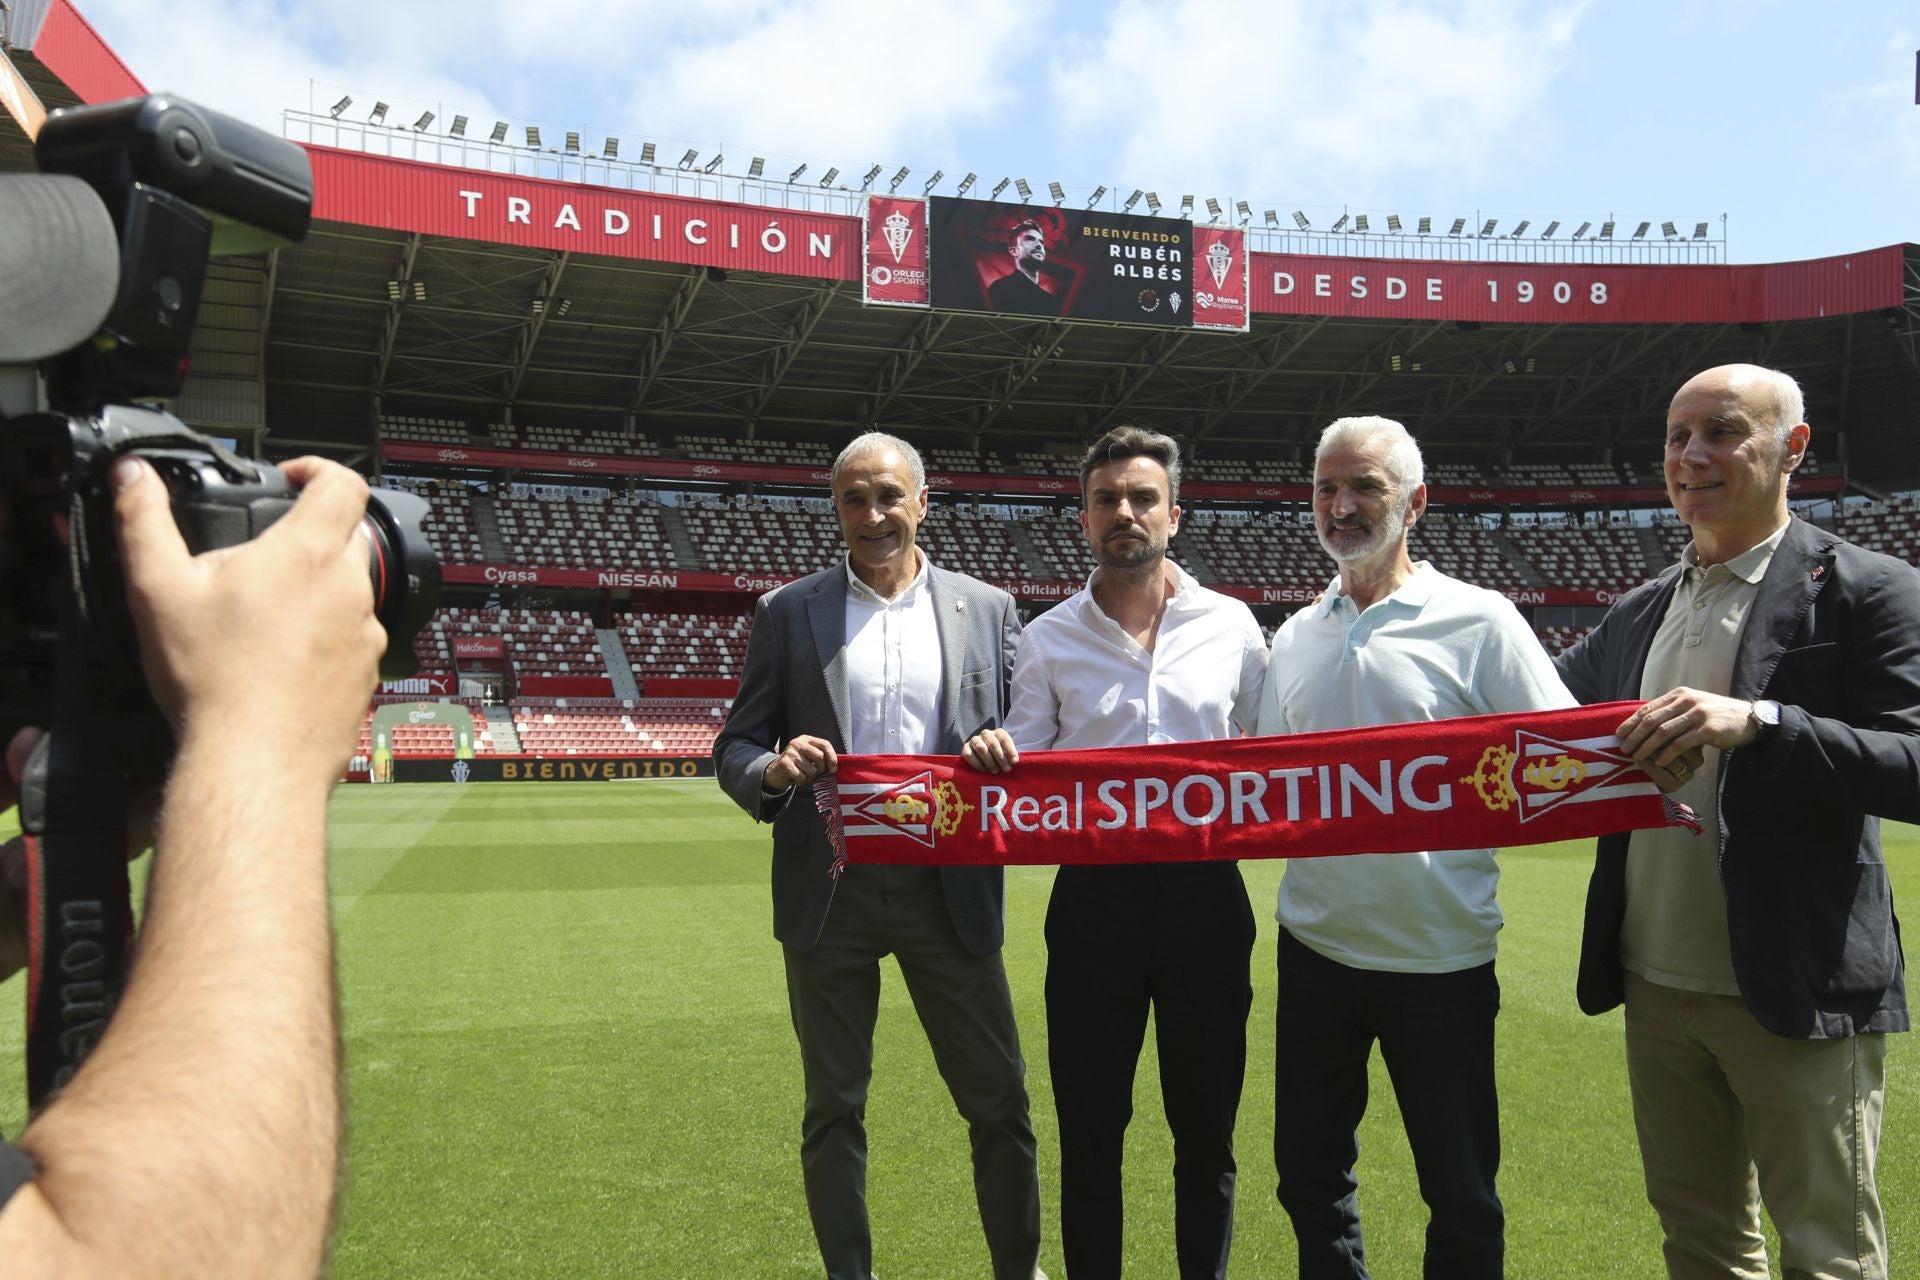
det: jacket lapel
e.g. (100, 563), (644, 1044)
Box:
(807, 568), (852, 749)
(1729, 517), (1834, 701)
(926, 563), (965, 743)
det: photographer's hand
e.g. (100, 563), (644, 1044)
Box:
(0, 455), (384, 1278)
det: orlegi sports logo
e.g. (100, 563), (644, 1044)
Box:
(839, 771), (973, 849)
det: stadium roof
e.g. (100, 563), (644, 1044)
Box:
(8, 1), (1920, 491)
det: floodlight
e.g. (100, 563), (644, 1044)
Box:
(489, 121), (508, 144)
(1480, 218), (1495, 236)
(564, 131), (579, 152)
(412, 112), (434, 132)
(1541, 220), (1559, 237)
(956, 172), (976, 195)
(1693, 221), (1710, 239)
(1354, 214), (1369, 232)
(413, 280), (427, 301)
(1573, 220), (1591, 238)
(1264, 209), (1279, 226)
(1206, 197), (1222, 218)
(862, 164), (884, 189)
(1448, 217), (1466, 236)
(990, 177), (1010, 199)
(527, 126), (542, 148)
(1180, 194), (1194, 213)
(1510, 219), (1529, 236)
(818, 167), (839, 186)
(1661, 220), (1677, 238)
(1048, 181), (1065, 203)
(923, 169), (944, 193)
(1123, 189), (1143, 211)
(1525, 356), (1535, 372)
(1387, 214), (1402, 232)
(329, 95), (352, 118)
(639, 142), (656, 164)
(450, 115), (468, 137)
(386, 279), (402, 301)
(1015, 178), (1032, 199)
(703, 154), (724, 173)
(554, 299), (572, 318)
(1599, 220), (1616, 238)
(1390, 354), (1403, 372)
(368, 102), (388, 125)
(602, 137), (617, 158)
(1505, 360), (1516, 373)
(1417, 216), (1432, 234)
(1144, 192), (1162, 213)
(1293, 210), (1310, 230)
(679, 148), (699, 169)
(889, 166), (910, 192)
(748, 156), (764, 178)
(787, 162), (807, 182)
(1631, 221), (1649, 239)
(1330, 213), (1349, 232)
(531, 295), (545, 315)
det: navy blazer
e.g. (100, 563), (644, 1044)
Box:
(1555, 516), (1920, 1038)
(714, 558), (1022, 955)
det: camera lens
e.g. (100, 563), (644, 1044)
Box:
(357, 489), (442, 679)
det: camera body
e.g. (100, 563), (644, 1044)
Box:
(0, 94), (441, 783)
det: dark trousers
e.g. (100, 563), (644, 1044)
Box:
(1272, 926), (1504, 1280)
(784, 864), (1041, 1280)
(1045, 862), (1256, 1280)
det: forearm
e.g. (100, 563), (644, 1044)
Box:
(14, 734), (341, 1278)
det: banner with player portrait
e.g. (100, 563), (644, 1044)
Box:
(902, 196), (1247, 330)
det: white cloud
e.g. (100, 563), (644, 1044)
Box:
(1050, 0), (1586, 205)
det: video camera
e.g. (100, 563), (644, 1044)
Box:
(0, 95), (441, 1105)
(0, 94), (441, 782)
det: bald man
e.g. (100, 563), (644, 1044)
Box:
(1555, 364), (1920, 1280)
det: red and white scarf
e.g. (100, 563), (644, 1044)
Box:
(813, 701), (1698, 869)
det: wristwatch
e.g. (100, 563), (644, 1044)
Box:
(1747, 699), (1782, 743)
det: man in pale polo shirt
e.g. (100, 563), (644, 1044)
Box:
(1557, 364), (1920, 1280)
(1257, 415), (1576, 1280)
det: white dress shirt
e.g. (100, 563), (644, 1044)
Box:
(1004, 561), (1268, 752)
(843, 552), (944, 756)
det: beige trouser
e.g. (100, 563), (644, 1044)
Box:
(1622, 972), (1888, 1280)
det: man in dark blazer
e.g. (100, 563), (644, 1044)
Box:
(1555, 364), (1920, 1280)
(714, 432), (1043, 1280)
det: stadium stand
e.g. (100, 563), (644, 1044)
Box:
(1503, 523), (1655, 593)
(618, 612), (750, 680)
(511, 698), (726, 755)
(1838, 497), (1920, 562)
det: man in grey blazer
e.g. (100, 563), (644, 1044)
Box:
(1556, 364), (1920, 1280)
(714, 432), (1042, 1280)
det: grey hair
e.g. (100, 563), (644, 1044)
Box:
(1722, 364), (1806, 452)
(1316, 415), (1425, 491)
(831, 431), (926, 491)
(1080, 425), (1182, 507)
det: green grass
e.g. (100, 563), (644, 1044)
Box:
(0, 787), (1913, 1278)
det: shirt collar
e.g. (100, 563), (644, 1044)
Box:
(1315, 560), (1437, 619)
(1077, 557), (1199, 622)
(1681, 520), (1788, 586)
(843, 547), (929, 606)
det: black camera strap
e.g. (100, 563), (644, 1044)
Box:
(20, 568), (135, 1112)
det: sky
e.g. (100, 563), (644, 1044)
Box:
(71, 0), (1920, 264)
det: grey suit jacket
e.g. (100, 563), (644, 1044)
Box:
(714, 558), (1023, 954)
(1555, 516), (1920, 1037)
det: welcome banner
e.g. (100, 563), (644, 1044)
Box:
(814, 702), (1698, 869)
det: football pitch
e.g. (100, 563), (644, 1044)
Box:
(1, 782), (1913, 1278)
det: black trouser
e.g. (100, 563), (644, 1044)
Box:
(1045, 861), (1256, 1280)
(1272, 925), (1504, 1280)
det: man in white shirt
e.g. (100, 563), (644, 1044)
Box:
(1258, 416), (1576, 1280)
(965, 426), (1269, 1280)
(715, 433), (1042, 1280)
